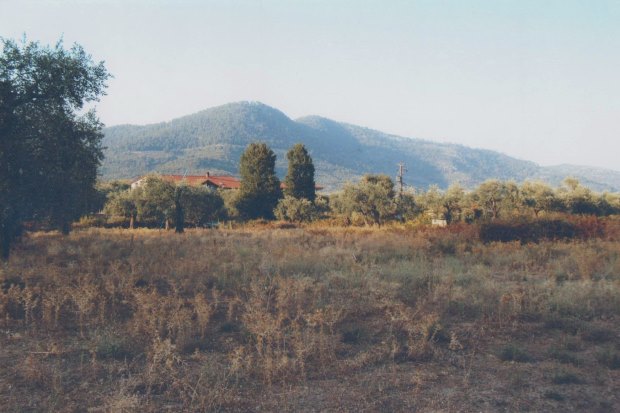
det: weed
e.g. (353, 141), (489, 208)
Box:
(498, 344), (533, 363)
(551, 370), (585, 385)
(547, 347), (583, 366)
(544, 390), (565, 401)
(543, 315), (584, 335)
(93, 328), (134, 360)
(596, 347), (620, 369)
(582, 326), (615, 343)
(1, 226), (619, 411)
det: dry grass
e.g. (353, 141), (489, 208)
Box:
(1, 225), (619, 411)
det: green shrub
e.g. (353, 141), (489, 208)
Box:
(543, 315), (584, 335)
(551, 370), (584, 385)
(498, 344), (533, 362)
(93, 329), (135, 360)
(544, 390), (565, 401)
(76, 214), (108, 228)
(274, 196), (319, 223)
(582, 327), (615, 343)
(596, 347), (620, 369)
(548, 348), (583, 366)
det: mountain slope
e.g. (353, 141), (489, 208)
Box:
(101, 101), (620, 192)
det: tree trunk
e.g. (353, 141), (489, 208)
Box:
(61, 221), (71, 235)
(1, 227), (11, 261)
(0, 212), (20, 261)
(175, 202), (184, 234)
(129, 214), (135, 230)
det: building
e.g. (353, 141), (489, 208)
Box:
(131, 172), (323, 191)
(130, 172), (240, 190)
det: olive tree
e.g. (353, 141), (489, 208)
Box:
(0, 38), (110, 259)
(333, 174), (397, 225)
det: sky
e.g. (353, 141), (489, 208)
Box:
(1, 0), (619, 170)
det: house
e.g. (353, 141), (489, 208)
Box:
(203, 174), (241, 190)
(131, 172), (323, 191)
(130, 172), (241, 190)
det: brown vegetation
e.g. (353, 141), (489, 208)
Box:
(1, 222), (619, 411)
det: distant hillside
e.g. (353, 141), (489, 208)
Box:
(101, 101), (620, 192)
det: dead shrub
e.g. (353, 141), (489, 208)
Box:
(235, 276), (342, 383)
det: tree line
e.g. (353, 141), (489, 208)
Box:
(101, 142), (320, 231)
(97, 144), (620, 231)
(331, 176), (620, 226)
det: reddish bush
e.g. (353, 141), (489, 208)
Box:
(479, 218), (597, 244)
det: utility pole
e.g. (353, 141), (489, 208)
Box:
(397, 162), (407, 197)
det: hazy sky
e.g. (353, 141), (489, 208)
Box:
(2, 0), (619, 170)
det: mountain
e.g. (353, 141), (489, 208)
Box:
(101, 101), (620, 192)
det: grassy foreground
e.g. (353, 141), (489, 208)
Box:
(1, 225), (619, 412)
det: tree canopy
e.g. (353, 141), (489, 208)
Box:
(0, 37), (110, 259)
(274, 196), (318, 223)
(284, 143), (315, 202)
(332, 174), (397, 225)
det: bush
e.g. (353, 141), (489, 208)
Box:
(596, 347), (620, 369)
(93, 328), (135, 360)
(480, 219), (579, 244)
(548, 348), (583, 366)
(552, 370), (584, 385)
(582, 327), (615, 343)
(498, 344), (533, 362)
(274, 196), (318, 223)
(544, 390), (565, 401)
(543, 316), (585, 335)
(75, 214), (108, 228)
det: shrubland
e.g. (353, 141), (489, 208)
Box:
(1, 220), (619, 411)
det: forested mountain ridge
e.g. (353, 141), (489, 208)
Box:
(102, 101), (620, 192)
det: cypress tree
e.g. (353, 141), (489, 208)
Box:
(236, 143), (282, 219)
(284, 143), (316, 202)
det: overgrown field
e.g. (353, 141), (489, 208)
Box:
(1, 224), (619, 412)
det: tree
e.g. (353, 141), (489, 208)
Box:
(598, 192), (620, 216)
(91, 180), (131, 215)
(418, 185), (444, 219)
(395, 192), (421, 221)
(134, 176), (176, 229)
(109, 177), (226, 230)
(0, 37), (110, 259)
(473, 180), (512, 220)
(104, 190), (138, 229)
(174, 185), (186, 233)
(559, 178), (599, 215)
(236, 143), (282, 219)
(180, 186), (226, 227)
(284, 143), (316, 202)
(333, 174), (397, 225)
(520, 181), (558, 217)
(442, 184), (465, 223)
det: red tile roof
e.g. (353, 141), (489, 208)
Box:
(157, 175), (210, 186)
(133, 174), (322, 191)
(205, 176), (241, 189)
